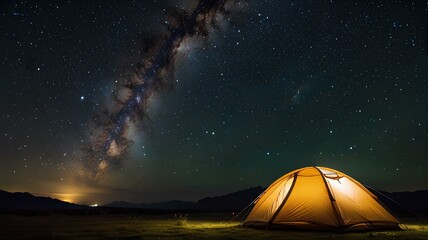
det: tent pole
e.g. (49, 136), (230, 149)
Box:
(266, 172), (298, 230)
(313, 166), (345, 230)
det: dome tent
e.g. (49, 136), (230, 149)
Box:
(243, 166), (400, 231)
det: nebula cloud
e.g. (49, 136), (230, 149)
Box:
(77, 0), (244, 183)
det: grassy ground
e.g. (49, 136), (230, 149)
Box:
(0, 213), (427, 240)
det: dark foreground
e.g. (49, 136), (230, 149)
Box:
(1, 212), (427, 240)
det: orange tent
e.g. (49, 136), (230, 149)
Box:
(243, 166), (400, 231)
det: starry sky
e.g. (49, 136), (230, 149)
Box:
(0, 0), (426, 205)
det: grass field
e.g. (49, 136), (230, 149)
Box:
(1, 213), (427, 240)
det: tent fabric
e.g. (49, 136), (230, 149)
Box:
(243, 166), (400, 231)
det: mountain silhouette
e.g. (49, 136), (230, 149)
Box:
(103, 186), (265, 211)
(0, 190), (88, 210)
(192, 186), (265, 211)
(376, 190), (428, 216)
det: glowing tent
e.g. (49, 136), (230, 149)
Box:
(243, 166), (400, 231)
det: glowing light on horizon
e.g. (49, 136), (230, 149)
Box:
(48, 192), (83, 204)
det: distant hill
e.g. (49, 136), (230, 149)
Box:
(376, 190), (428, 216)
(0, 190), (88, 210)
(103, 186), (265, 211)
(192, 186), (265, 211)
(104, 200), (194, 210)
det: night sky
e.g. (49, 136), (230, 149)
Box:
(0, 0), (426, 205)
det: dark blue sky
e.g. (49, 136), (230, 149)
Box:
(0, 0), (426, 204)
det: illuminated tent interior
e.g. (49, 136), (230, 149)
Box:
(243, 166), (401, 231)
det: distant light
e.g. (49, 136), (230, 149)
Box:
(37, 67), (40, 71)
(90, 203), (98, 207)
(80, 96), (85, 100)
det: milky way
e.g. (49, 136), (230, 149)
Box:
(77, 0), (242, 183)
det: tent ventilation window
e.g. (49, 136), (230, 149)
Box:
(320, 169), (343, 181)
